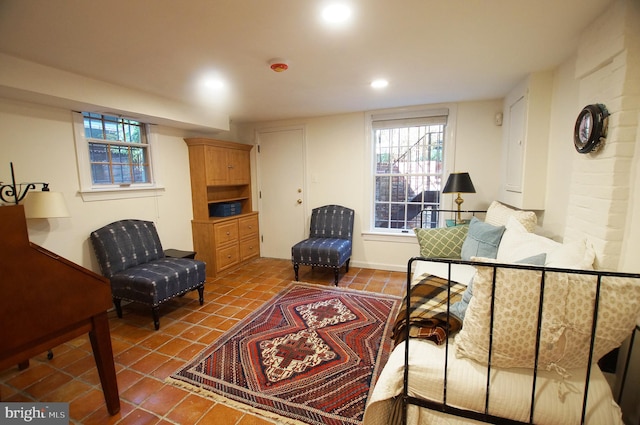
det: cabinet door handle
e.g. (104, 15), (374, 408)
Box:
(228, 165), (234, 169)
(226, 231), (230, 235)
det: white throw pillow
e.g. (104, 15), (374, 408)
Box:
(496, 217), (560, 263)
(497, 216), (596, 269)
(485, 201), (537, 233)
(545, 238), (595, 270)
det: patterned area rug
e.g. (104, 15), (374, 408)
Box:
(168, 282), (400, 425)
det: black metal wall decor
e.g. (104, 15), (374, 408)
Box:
(0, 162), (50, 205)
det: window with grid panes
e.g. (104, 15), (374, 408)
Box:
(82, 112), (151, 185)
(372, 112), (447, 232)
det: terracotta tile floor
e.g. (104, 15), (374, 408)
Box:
(0, 258), (406, 424)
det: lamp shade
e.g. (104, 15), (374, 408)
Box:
(23, 191), (70, 218)
(442, 172), (476, 194)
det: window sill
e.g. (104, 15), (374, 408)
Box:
(78, 185), (165, 202)
(361, 231), (418, 243)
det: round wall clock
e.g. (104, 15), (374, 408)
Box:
(574, 104), (609, 154)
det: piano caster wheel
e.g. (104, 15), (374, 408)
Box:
(47, 350), (53, 360)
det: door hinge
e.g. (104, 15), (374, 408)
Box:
(257, 145), (260, 153)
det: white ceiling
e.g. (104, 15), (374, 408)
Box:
(0, 0), (613, 124)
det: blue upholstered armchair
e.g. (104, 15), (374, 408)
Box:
(90, 219), (206, 330)
(291, 205), (355, 285)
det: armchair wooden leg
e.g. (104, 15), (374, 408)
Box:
(151, 307), (160, 330)
(197, 285), (204, 305)
(113, 298), (123, 318)
(334, 267), (339, 286)
(345, 258), (350, 272)
(293, 263), (299, 281)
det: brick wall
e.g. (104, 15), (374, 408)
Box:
(565, 0), (640, 270)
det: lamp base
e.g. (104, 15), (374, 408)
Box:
(455, 193), (464, 224)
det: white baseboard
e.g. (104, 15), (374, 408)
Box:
(349, 260), (409, 273)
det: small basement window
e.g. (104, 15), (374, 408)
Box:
(72, 111), (163, 200)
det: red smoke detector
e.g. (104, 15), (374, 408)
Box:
(269, 59), (289, 72)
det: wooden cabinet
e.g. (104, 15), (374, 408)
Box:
(499, 71), (552, 210)
(204, 145), (251, 186)
(185, 138), (259, 277)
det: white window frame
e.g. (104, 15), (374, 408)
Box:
(72, 111), (164, 201)
(362, 104), (457, 242)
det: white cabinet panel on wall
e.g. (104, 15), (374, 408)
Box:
(499, 71), (553, 210)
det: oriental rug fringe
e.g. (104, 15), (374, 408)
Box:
(167, 282), (400, 425)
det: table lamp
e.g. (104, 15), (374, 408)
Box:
(442, 172), (475, 224)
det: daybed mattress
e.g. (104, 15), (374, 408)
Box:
(364, 337), (623, 425)
(363, 260), (624, 425)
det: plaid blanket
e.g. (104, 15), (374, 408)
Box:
(392, 273), (466, 346)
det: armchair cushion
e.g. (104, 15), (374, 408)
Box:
(291, 237), (352, 267)
(110, 257), (205, 306)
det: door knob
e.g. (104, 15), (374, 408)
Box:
(297, 199), (303, 204)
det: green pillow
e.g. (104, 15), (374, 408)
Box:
(414, 224), (469, 258)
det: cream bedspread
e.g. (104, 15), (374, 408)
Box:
(364, 338), (623, 425)
(363, 260), (624, 425)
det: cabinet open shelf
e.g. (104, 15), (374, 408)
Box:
(195, 211), (256, 224)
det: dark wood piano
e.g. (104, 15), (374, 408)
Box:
(0, 205), (119, 415)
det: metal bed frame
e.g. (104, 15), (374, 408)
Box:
(418, 208), (486, 228)
(402, 256), (640, 425)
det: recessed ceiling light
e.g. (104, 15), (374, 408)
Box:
(196, 70), (228, 93)
(202, 76), (225, 90)
(322, 3), (352, 24)
(371, 79), (389, 89)
(193, 70), (230, 107)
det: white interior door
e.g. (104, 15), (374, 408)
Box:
(256, 127), (306, 259)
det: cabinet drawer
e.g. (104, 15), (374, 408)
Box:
(240, 236), (260, 261)
(238, 215), (259, 239)
(216, 244), (239, 271)
(214, 221), (238, 245)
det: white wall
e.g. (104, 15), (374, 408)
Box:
(238, 99), (504, 271)
(0, 98), (198, 272)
